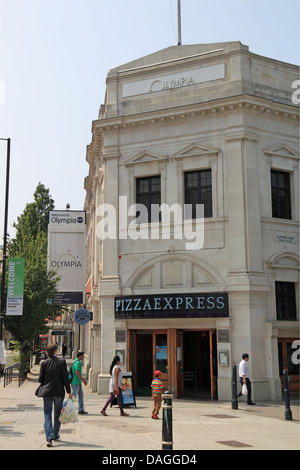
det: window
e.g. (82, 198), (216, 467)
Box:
(275, 282), (297, 320)
(271, 170), (292, 219)
(184, 169), (212, 218)
(136, 175), (161, 223)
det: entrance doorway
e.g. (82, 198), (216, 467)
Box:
(136, 332), (152, 395)
(128, 329), (218, 399)
(183, 331), (212, 398)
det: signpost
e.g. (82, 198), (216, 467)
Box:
(74, 307), (91, 350)
(74, 308), (91, 325)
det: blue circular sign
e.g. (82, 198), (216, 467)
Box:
(74, 308), (90, 325)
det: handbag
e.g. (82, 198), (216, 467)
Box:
(35, 384), (43, 397)
(60, 398), (79, 425)
(242, 384), (248, 395)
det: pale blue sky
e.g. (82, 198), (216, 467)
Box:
(0, 0), (299, 239)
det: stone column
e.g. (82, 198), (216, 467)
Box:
(226, 135), (263, 274)
(97, 146), (121, 395)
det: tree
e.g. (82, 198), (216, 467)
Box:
(9, 182), (54, 254)
(4, 183), (61, 371)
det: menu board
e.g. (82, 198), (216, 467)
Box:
(110, 372), (136, 408)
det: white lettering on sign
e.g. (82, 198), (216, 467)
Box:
(122, 64), (225, 98)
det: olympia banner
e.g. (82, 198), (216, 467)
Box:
(47, 210), (86, 304)
(6, 257), (25, 316)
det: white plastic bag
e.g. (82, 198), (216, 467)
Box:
(242, 384), (248, 395)
(60, 398), (79, 425)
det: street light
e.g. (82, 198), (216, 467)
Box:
(0, 137), (11, 342)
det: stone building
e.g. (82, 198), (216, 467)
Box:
(83, 42), (299, 401)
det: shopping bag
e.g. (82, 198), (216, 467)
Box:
(242, 384), (248, 395)
(60, 398), (79, 424)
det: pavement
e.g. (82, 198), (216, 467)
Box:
(0, 360), (299, 452)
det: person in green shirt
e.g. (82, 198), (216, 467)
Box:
(71, 351), (88, 414)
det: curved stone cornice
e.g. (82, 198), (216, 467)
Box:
(93, 95), (299, 133)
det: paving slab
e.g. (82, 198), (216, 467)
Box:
(0, 362), (299, 452)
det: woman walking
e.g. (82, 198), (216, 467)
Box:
(100, 355), (129, 416)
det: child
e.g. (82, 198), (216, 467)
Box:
(151, 370), (163, 419)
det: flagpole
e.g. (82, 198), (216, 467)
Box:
(177, 0), (182, 45)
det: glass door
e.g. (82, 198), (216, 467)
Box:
(153, 332), (168, 391)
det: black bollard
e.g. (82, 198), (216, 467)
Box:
(232, 363), (238, 410)
(283, 370), (293, 421)
(162, 392), (173, 450)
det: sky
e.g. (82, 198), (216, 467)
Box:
(0, 0), (299, 241)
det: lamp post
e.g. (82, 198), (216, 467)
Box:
(0, 137), (11, 341)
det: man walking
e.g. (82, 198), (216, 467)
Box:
(37, 343), (72, 447)
(236, 353), (256, 405)
(71, 351), (88, 414)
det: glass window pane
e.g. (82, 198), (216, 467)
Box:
(271, 170), (291, 219)
(156, 334), (168, 373)
(136, 176), (161, 222)
(185, 170), (212, 219)
(276, 282), (296, 320)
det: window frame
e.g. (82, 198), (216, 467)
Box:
(271, 169), (292, 220)
(184, 168), (213, 219)
(275, 281), (297, 321)
(136, 174), (161, 223)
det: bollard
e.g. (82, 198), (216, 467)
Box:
(283, 370), (293, 421)
(232, 363), (238, 410)
(162, 392), (173, 450)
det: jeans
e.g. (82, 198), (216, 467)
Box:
(43, 397), (63, 442)
(72, 384), (84, 412)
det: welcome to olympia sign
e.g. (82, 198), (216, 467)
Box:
(6, 257), (25, 316)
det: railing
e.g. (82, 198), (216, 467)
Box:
(3, 363), (26, 387)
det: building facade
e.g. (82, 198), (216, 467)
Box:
(83, 42), (299, 401)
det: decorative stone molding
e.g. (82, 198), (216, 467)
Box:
(263, 143), (299, 161)
(125, 253), (225, 291)
(225, 134), (258, 143)
(93, 96), (299, 134)
(124, 150), (168, 166)
(171, 142), (220, 160)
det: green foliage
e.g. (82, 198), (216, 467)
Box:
(3, 183), (61, 369)
(9, 182), (54, 256)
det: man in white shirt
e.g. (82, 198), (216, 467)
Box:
(236, 353), (256, 405)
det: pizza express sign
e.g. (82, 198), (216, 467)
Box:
(114, 293), (228, 319)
